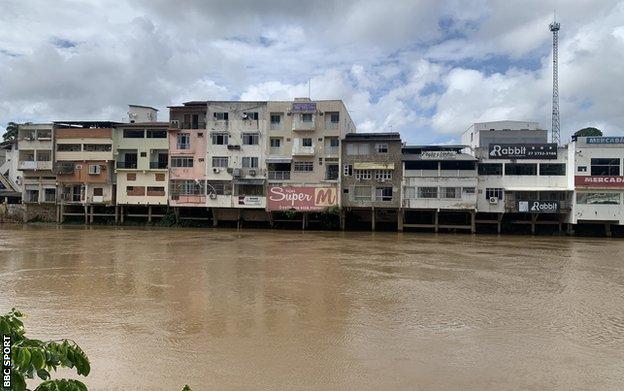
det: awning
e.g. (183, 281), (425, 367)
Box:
(233, 179), (265, 185)
(504, 187), (571, 191)
(354, 162), (395, 170)
(266, 157), (292, 163)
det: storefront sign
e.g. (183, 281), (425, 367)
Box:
(586, 137), (624, 144)
(291, 102), (317, 112)
(268, 186), (337, 211)
(488, 143), (557, 159)
(353, 162), (394, 170)
(420, 151), (457, 159)
(517, 200), (559, 213)
(575, 176), (624, 188)
(238, 196), (262, 206)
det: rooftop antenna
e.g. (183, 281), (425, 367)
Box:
(550, 11), (561, 145)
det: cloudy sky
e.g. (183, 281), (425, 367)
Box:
(1, 0), (623, 143)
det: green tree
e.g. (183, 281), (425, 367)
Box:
(0, 308), (90, 391)
(573, 127), (603, 137)
(2, 122), (19, 141)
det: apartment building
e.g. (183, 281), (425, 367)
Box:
(266, 98), (355, 213)
(114, 119), (169, 206)
(17, 123), (56, 204)
(0, 139), (21, 202)
(570, 136), (624, 228)
(205, 101), (267, 210)
(54, 122), (116, 206)
(167, 102), (207, 207)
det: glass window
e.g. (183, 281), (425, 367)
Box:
(441, 161), (475, 170)
(171, 156), (193, 168)
(375, 143), (388, 153)
(346, 143), (370, 155)
(177, 133), (190, 149)
(83, 144), (111, 152)
(211, 133), (228, 145)
(404, 186), (416, 199)
(418, 187), (438, 199)
(242, 157), (259, 168)
(576, 192), (620, 205)
(505, 163), (537, 175)
(591, 158), (620, 176)
(207, 181), (231, 195)
(146, 130), (167, 138)
(57, 144), (81, 152)
(212, 156), (229, 168)
(213, 112), (228, 120)
(485, 188), (504, 200)
(374, 170), (392, 180)
(123, 129), (144, 138)
(405, 161), (438, 170)
(478, 163), (503, 175)
(270, 114), (281, 124)
(302, 113), (313, 122)
(270, 138), (281, 147)
(329, 138), (340, 147)
(353, 186), (371, 200)
(325, 164), (339, 180)
(375, 187), (393, 201)
(302, 138), (313, 147)
(243, 112), (259, 120)
(441, 187), (461, 198)
(294, 161), (314, 172)
(577, 166), (587, 173)
(355, 170), (372, 180)
(539, 163), (566, 175)
(462, 187), (476, 194)
(242, 133), (259, 145)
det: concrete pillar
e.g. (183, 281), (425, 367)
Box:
(212, 209), (218, 227)
(497, 213), (503, 234)
(606, 223), (612, 237)
(371, 207), (376, 231)
(397, 208), (404, 232)
(174, 207), (179, 224)
(434, 210), (439, 233)
(531, 213), (537, 235)
(340, 209), (346, 231)
(268, 211), (274, 228)
(114, 205), (119, 224)
(302, 213), (307, 230)
(148, 205), (152, 223)
(84, 205), (88, 224)
(89, 205), (94, 224)
(237, 209), (242, 229)
(60, 203), (65, 224)
(470, 211), (476, 234)
(120, 205), (125, 223)
(566, 223), (575, 235)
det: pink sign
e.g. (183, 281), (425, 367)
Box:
(575, 176), (624, 188)
(268, 186), (337, 211)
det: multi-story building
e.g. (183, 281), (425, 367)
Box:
(265, 98), (355, 215)
(17, 123), (56, 204)
(0, 139), (21, 202)
(167, 102), (207, 207)
(114, 118), (169, 207)
(205, 101), (267, 213)
(464, 121), (572, 233)
(401, 145), (478, 232)
(54, 122), (116, 208)
(569, 135), (624, 232)
(341, 133), (402, 229)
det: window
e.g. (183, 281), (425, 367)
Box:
(36, 151), (51, 161)
(577, 166), (587, 173)
(329, 112), (339, 123)
(57, 144), (81, 152)
(177, 133), (190, 149)
(147, 186), (165, 196)
(207, 181), (231, 195)
(539, 163), (566, 176)
(126, 186), (146, 196)
(405, 161), (438, 170)
(93, 188), (103, 196)
(243, 112), (259, 120)
(155, 173), (165, 181)
(591, 158), (620, 176)
(302, 138), (313, 147)
(505, 163), (537, 175)
(270, 114), (281, 124)
(211, 132), (228, 145)
(346, 143), (370, 155)
(355, 170), (372, 180)
(374, 170), (392, 180)
(302, 113), (313, 122)
(242, 133), (259, 145)
(354, 186), (371, 201)
(171, 156), (193, 168)
(242, 157), (259, 168)
(127, 173), (136, 181)
(329, 138), (340, 147)
(146, 129), (167, 138)
(44, 188), (56, 202)
(214, 112), (228, 120)
(485, 188), (504, 200)
(294, 161), (314, 172)
(236, 184), (264, 196)
(84, 144), (111, 152)
(403, 186), (416, 199)
(441, 161), (475, 170)
(441, 187), (461, 198)
(375, 187), (393, 201)
(376, 143), (388, 153)
(576, 192), (620, 205)
(140, 152), (147, 157)
(418, 187), (438, 199)
(123, 129), (144, 138)
(343, 164), (353, 176)
(462, 187), (476, 194)
(325, 164), (339, 180)
(212, 156), (229, 168)
(270, 138), (281, 148)
(478, 163), (503, 175)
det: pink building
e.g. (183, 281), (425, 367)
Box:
(168, 102), (207, 206)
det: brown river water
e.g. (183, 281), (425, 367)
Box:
(1, 225), (623, 390)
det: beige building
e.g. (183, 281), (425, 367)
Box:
(17, 123), (56, 203)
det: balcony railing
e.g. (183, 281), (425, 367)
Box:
(325, 121), (339, 130)
(149, 162), (168, 169)
(116, 161), (137, 169)
(292, 145), (315, 156)
(325, 146), (340, 156)
(292, 119), (315, 131)
(181, 122), (206, 129)
(268, 171), (290, 180)
(209, 120), (229, 130)
(60, 193), (82, 203)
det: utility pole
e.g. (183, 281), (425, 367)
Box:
(550, 14), (561, 145)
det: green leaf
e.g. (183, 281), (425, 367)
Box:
(35, 379), (88, 391)
(31, 348), (46, 370)
(11, 371), (27, 391)
(37, 368), (52, 380)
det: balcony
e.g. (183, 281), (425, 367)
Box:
(149, 161), (168, 169)
(116, 161), (137, 169)
(325, 121), (339, 130)
(181, 121), (206, 129)
(292, 145), (315, 156)
(325, 146), (340, 157)
(269, 147), (283, 155)
(268, 171), (291, 181)
(208, 120), (229, 130)
(240, 119), (259, 131)
(18, 161), (53, 170)
(292, 118), (316, 131)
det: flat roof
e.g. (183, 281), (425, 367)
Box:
(403, 144), (468, 152)
(128, 104), (159, 111)
(344, 132), (401, 141)
(54, 121), (121, 128)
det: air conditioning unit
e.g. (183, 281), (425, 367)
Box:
(232, 168), (242, 178)
(170, 119), (180, 128)
(75, 164), (83, 170)
(226, 167), (234, 174)
(213, 168), (221, 173)
(489, 196), (499, 205)
(248, 169), (256, 176)
(88, 165), (101, 175)
(209, 193), (218, 199)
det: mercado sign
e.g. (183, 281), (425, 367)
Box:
(268, 186), (337, 211)
(488, 143), (557, 159)
(586, 137), (624, 144)
(291, 102), (317, 112)
(575, 176), (624, 188)
(517, 200), (559, 213)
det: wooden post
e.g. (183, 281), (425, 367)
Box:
(371, 207), (376, 231)
(470, 211), (476, 234)
(434, 210), (439, 233)
(397, 208), (404, 232)
(148, 205), (152, 223)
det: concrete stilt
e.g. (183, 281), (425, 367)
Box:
(302, 213), (307, 230)
(340, 209), (346, 231)
(114, 205), (119, 223)
(497, 213), (503, 234)
(237, 209), (241, 229)
(89, 205), (94, 224)
(173, 207), (179, 224)
(60, 203), (65, 224)
(434, 211), (439, 233)
(470, 211), (476, 233)
(531, 213), (538, 235)
(120, 206), (125, 224)
(148, 205), (152, 223)
(268, 211), (274, 228)
(371, 207), (376, 231)
(84, 205), (88, 224)
(212, 209), (218, 227)
(606, 223), (612, 237)
(397, 208), (404, 232)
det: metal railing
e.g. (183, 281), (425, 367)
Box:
(268, 171), (290, 180)
(116, 161), (137, 169)
(149, 162), (168, 169)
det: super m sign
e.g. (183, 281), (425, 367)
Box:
(268, 186), (337, 211)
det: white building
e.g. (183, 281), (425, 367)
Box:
(0, 139), (22, 198)
(17, 123), (56, 203)
(462, 120), (545, 150)
(127, 105), (158, 123)
(569, 136), (624, 226)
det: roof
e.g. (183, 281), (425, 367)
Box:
(128, 104), (159, 111)
(54, 121), (121, 128)
(403, 153), (477, 162)
(403, 144), (468, 152)
(119, 122), (170, 127)
(344, 132), (401, 141)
